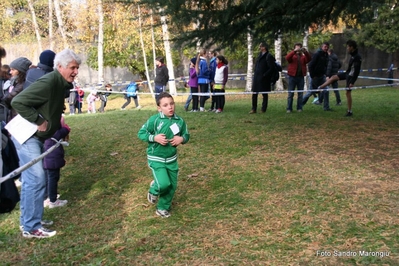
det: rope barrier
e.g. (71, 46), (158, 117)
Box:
(0, 138), (69, 184)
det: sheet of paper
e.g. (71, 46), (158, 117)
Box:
(5, 114), (37, 144)
(169, 123), (180, 135)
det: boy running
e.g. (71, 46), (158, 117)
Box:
(138, 92), (190, 218)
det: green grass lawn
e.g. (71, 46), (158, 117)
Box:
(1, 88), (399, 265)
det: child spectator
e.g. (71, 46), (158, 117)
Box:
(138, 92), (190, 218)
(213, 55), (228, 113)
(43, 116), (70, 208)
(121, 81), (141, 110)
(86, 90), (98, 113)
(75, 84), (84, 114)
(188, 57), (199, 112)
(98, 84), (112, 112)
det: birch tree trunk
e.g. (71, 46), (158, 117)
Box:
(274, 33), (284, 91)
(53, 0), (68, 48)
(159, 8), (176, 95)
(48, 0), (54, 50)
(150, 10), (157, 76)
(303, 29), (309, 90)
(246, 28), (253, 92)
(97, 0), (104, 83)
(27, 0), (43, 51)
(138, 5), (154, 98)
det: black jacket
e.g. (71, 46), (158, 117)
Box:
(326, 52), (341, 78)
(346, 49), (362, 85)
(252, 52), (275, 92)
(308, 49), (329, 78)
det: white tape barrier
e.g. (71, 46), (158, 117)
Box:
(78, 81), (398, 97)
(79, 72), (399, 95)
(0, 138), (69, 184)
(81, 66), (398, 88)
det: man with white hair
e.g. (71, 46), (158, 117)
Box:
(11, 49), (81, 238)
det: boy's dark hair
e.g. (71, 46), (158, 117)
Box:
(156, 92), (173, 106)
(346, 40), (357, 49)
(322, 42), (330, 47)
(156, 56), (164, 64)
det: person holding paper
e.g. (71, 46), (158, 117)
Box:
(10, 49), (81, 239)
(138, 92), (190, 218)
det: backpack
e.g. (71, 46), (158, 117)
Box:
(126, 83), (137, 97)
(268, 54), (282, 85)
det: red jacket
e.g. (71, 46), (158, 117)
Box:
(285, 50), (311, 77)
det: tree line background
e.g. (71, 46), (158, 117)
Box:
(1, 0), (398, 89)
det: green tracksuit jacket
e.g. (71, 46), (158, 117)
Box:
(138, 112), (190, 162)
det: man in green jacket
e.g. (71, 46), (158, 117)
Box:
(11, 48), (81, 238)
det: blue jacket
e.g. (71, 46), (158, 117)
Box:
(197, 57), (210, 84)
(23, 63), (54, 90)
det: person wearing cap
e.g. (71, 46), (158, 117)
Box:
(1, 57), (32, 121)
(11, 49), (81, 239)
(24, 50), (56, 89)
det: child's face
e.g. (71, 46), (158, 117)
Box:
(10, 68), (19, 77)
(157, 96), (175, 117)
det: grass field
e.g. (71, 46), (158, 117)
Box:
(1, 87), (399, 265)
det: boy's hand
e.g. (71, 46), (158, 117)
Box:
(169, 135), (183, 146)
(154, 134), (169, 145)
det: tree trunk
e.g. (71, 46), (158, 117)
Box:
(53, 0), (68, 48)
(48, 0), (54, 50)
(274, 33), (284, 91)
(160, 8), (176, 95)
(138, 5), (154, 98)
(150, 10), (157, 76)
(27, 0), (43, 52)
(97, 0), (104, 84)
(246, 28), (253, 92)
(303, 29), (309, 90)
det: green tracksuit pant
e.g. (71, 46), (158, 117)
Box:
(148, 160), (179, 211)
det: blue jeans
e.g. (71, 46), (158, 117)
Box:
(12, 136), (46, 232)
(331, 80), (341, 104)
(155, 85), (165, 101)
(287, 76), (304, 111)
(303, 76), (325, 105)
(184, 94), (192, 110)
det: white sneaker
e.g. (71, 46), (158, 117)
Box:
(49, 199), (68, 209)
(200, 107), (205, 112)
(44, 198), (50, 208)
(23, 227), (56, 238)
(136, 105), (142, 109)
(15, 179), (22, 187)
